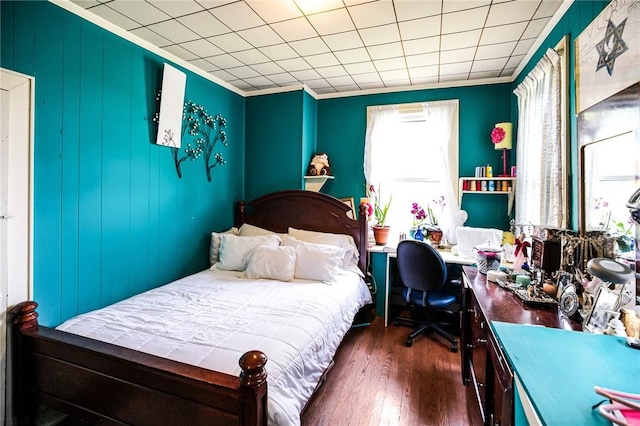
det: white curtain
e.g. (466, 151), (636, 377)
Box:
(364, 100), (464, 243)
(513, 48), (563, 228)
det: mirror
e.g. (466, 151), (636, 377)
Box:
(578, 83), (639, 249)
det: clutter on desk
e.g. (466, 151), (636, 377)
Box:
(474, 243), (503, 274)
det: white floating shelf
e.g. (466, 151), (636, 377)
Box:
(304, 175), (334, 192)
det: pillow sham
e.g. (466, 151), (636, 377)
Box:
(283, 236), (345, 282)
(287, 227), (359, 269)
(244, 245), (296, 282)
(238, 223), (284, 237)
(214, 234), (281, 272)
(209, 227), (238, 265)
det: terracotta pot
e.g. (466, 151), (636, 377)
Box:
(428, 229), (443, 245)
(373, 226), (391, 245)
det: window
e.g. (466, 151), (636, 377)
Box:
(364, 100), (462, 243)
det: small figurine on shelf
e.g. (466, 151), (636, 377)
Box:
(513, 234), (531, 271)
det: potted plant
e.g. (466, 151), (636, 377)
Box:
(426, 196), (445, 244)
(410, 202), (427, 240)
(367, 184), (392, 245)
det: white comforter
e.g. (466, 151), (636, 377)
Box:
(57, 268), (372, 425)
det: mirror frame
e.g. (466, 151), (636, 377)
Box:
(577, 83), (640, 233)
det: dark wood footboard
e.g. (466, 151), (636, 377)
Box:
(10, 301), (268, 426)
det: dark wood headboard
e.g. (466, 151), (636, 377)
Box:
(236, 190), (369, 274)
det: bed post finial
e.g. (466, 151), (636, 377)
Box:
(236, 200), (246, 228)
(239, 350), (268, 425)
(11, 300), (39, 331)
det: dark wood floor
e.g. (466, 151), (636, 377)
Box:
(301, 313), (470, 426)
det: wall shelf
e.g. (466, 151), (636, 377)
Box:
(304, 175), (334, 192)
(458, 177), (516, 216)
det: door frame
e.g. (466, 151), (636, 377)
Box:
(1, 67), (35, 426)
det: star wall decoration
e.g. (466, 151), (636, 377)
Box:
(595, 18), (628, 76)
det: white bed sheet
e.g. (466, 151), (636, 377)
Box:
(56, 268), (372, 425)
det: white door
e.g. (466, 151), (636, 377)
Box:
(1, 68), (33, 426)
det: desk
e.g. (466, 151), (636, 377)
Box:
(369, 243), (475, 327)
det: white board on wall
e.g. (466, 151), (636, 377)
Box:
(155, 63), (186, 148)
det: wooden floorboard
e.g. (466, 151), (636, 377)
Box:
(302, 314), (470, 426)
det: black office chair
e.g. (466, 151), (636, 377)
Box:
(394, 239), (459, 352)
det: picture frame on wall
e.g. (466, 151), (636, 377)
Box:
(340, 197), (356, 219)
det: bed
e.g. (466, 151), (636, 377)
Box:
(10, 190), (371, 426)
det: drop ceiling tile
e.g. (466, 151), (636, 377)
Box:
(344, 61), (377, 74)
(151, 1), (204, 18)
(501, 67), (516, 77)
(289, 37), (330, 56)
(331, 83), (360, 92)
(405, 52), (439, 68)
(72, 0), (101, 8)
(440, 47), (476, 64)
(359, 81), (385, 90)
(398, 15), (441, 40)
(231, 49), (271, 65)
(316, 65), (348, 78)
(305, 78), (331, 89)
(443, 0), (491, 14)
(106, 1), (170, 26)
(237, 26), (284, 47)
(475, 41), (516, 60)
(188, 58), (218, 72)
(182, 39), (224, 57)
(442, 6), (489, 34)
(480, 22), (527, 45)
(523, 18), (551, 39)
(271, 17), (318, 42)
(374, 57), (406, 71)
(385, 78), (412, 87)
(208, 2), (265, 31)
(243, 76), (277, 87)
(379, 69), (409, 82)
(315, 87), (338, 94)
(130, 27), (172, 47)
(486, 1), (538, 27)
(267, 72), (298, 84)
(229, 79), (255, 90)
(207, 32), (253, 52)
(90, 4), (140, 30)
(208, 69), (237, 81)
(367, 42), (404, 60)
(411, 75), (439, 85)
(259, 44), (300, 60)
(348, 1), (396, 28)
(290, 69), (322, 80)
(148, 20), (200, 44)
(227, 66), (260, 79)
(438, 72), (470, 82)
(304, 53), (340, 68)
(359, 24), (401, 46)
(513, 38), (535, 55)
(326, 75), (355, 86)
(296, 0), (343, 15)
(469, 70), (501, 79)
(334, 48), (371, 64)
(343, 0), (369, 5)
(322, 31), (364, 51)
(440, 61), (472, 75)
(246, 0), (302, 23)
(195, 0), (236, 9)
(351, 72), (382, 84)
(308, 8), (355, 35)
(251, 61), (285, 75)
(534, 0), (564, 19)
(505, 55), (525, 69)
(403, 37), (439, 55)
(177, 12), (229, 38)
(395, 1), (441, 21)
(206, 53), (244, 68)
(471, 57), (508, 72)
(441, 29), (481, 50)
(277, 57), (312, 72)
(408, 65), (438, 79)
(163, 44), (198, 60)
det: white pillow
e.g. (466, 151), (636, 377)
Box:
(238, 223), (283, 237)
(209, 227), (238, 265)
(244, 245), (296, 282)
(215, 234), (281, 271)
(283, 236), (345, 282)
(287, 227), (359, 269)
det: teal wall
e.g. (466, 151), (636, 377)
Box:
(302, 90), (318, 182)
(510, 0), (609, 230)
(317, 84), (514, 230)
(1, 1), (245, 326)
(245, 90), (304, 201)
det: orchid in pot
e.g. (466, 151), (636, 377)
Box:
(426, 196), (446, 244)
(367, 184), (392, 244)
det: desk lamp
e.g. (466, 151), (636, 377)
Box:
(491, 122), (513, 177)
